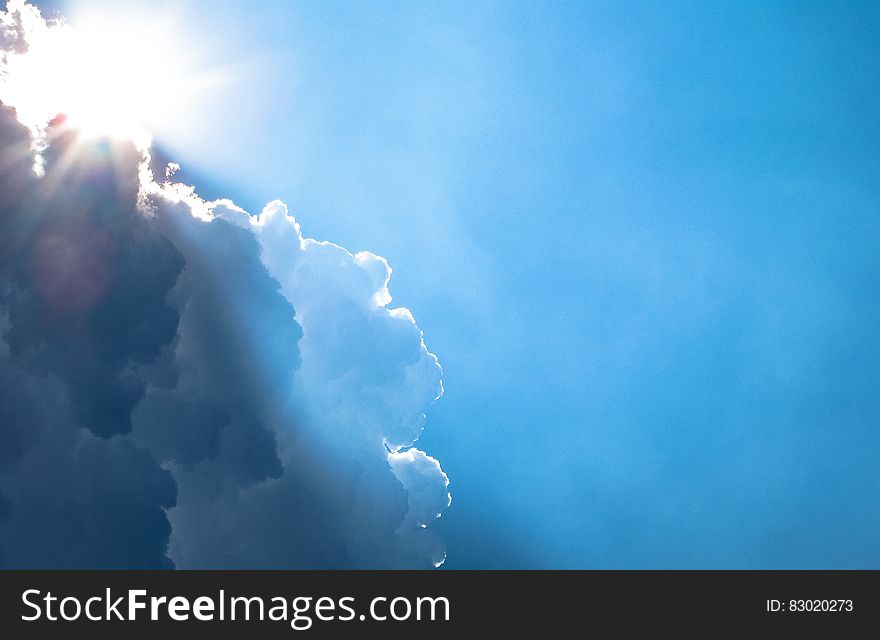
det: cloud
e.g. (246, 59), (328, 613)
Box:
(0, 1), (450, 568)
(134, 192), (449, 568)
(0, 0), (31, 62)
(0, 101), (182, 567)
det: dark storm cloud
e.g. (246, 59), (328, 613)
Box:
(0, 102), (182, 567)
(1, 400), (177, 568)
(2, 121), (184, 438)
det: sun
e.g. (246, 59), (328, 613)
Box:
(0, 3), (214, 147)
(34, 21), (167, 143)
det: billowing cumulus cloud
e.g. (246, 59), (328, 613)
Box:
(0, 1), (449, 568)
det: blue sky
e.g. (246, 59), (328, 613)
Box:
(49, 0), (880, 568)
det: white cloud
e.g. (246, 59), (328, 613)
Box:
(135, 158), (451, 568)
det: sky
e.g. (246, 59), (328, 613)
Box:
(6, 0), (879, 568)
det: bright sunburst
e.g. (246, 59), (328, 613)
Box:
(1, 2), (214, 146)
